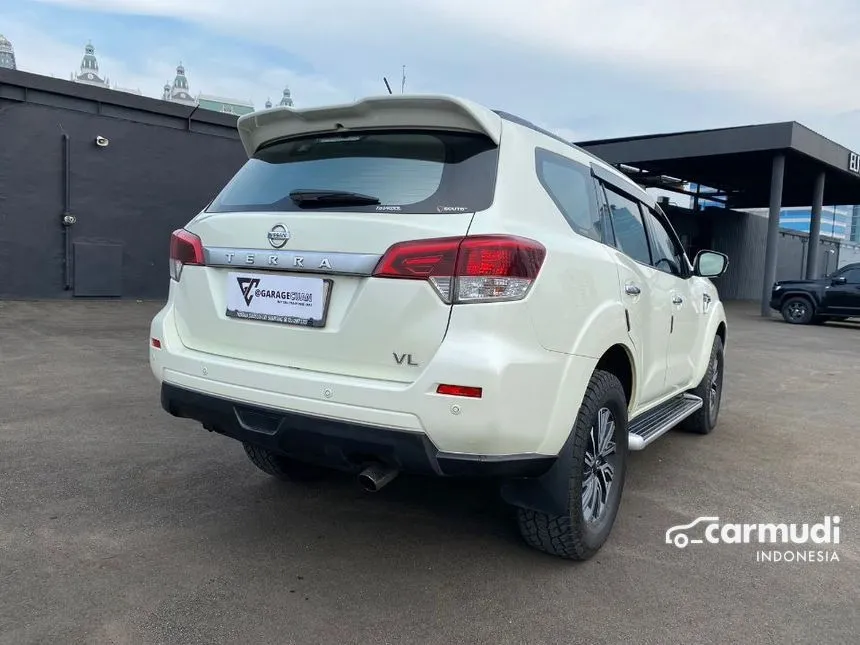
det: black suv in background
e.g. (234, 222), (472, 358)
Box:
(771, 262), (860, 324)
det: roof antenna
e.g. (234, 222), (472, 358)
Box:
(383, 77), (393, 95)
(401, 65), (406, 94)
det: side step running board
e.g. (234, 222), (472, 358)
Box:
(628, 394), (703, 451)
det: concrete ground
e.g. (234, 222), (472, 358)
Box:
(0, 300), (857, 645)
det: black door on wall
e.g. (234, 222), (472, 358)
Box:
(64, 131), (125, 297)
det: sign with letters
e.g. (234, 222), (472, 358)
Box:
(849, 152), (860, 174)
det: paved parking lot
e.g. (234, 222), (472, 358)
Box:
(0, 300), (858, 645)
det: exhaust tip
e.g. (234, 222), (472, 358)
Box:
(358, 463), (399, 493)
(357, 473), (378, 492)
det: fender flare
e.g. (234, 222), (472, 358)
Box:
(775, 290), (819, 311)
(502, 341), (636, 516)
(533, 302), (634, 456)
(690, 302), (728, 387)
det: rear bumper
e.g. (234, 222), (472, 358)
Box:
(161, 383), (556, 478)
(150, 301), (597, 457)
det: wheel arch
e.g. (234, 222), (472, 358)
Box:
(501, 353), (632, 518)
(778, 290), (817, 310)
(595, 343), (635, 409)
(689, 302), (728, 388)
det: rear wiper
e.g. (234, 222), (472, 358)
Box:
(289, 189), (380, 208)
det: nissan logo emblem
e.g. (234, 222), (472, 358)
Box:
(267, 224), (290, 249)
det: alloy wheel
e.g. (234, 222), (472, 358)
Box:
(582, 407), (618, 523)
(708, 354), (722, 425)
(787, 301), (807, 321)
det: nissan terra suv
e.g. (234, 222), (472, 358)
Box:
(150, 95), (729, 560)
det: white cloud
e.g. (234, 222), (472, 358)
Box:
(29, 0), (860, 114)
(7, 0), (860, 151)
(2, 12), (354, 109)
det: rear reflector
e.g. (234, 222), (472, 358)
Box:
(169, 229), (204, 281)
(436, 384), (483, 398)
(150, 338), (162, 349)
(372, 235), (545, 304)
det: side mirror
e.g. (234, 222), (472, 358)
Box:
(832, 276), (847, 286)
(693, 250), (728, 278)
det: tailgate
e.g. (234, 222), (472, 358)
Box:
(174, 211), (473, 382)
(169, 124), (500, 383)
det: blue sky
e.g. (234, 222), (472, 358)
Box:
(4, 0), (860, 149)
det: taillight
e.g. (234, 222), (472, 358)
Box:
(372, 235), (545, 304)
(169, 229), (204, 281)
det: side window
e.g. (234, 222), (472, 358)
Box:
(535, 149), (604, 242)
(603, 186), (651, 265)
(641, 206), (686, 277)
(843, 268), (860, 284)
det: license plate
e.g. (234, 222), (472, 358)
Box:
(225, 272), (331, 327)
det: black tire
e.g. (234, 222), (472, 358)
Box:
(781, 296), (814, 324)
(680, 335), (724, 435)
(516, 370), (628, 560)
(243, 443), (328, 482)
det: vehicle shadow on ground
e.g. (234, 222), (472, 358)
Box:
(159, 440), (658, 566)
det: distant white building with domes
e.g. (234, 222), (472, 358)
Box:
(0, 34), (16, 70)
(278, 87), (294, 107)
(264, 86), (294, 111)
(162, 63), (196, 106)
(69, 42), (140, 94)
(5, 37), (293, 115)
(72, 42), (109, 88)
(161, 62), (252, 114)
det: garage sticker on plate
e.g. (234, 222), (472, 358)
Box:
(226, 272), (327, 326)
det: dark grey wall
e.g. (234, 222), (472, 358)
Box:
(665, 207), (764, 300)
(0, 69), (247, 299)
(776, 230), (840, 280)
(837, 241), (860, 268)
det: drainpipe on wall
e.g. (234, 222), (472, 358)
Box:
(61, 134), (77, 290)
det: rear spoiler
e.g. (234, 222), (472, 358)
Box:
(236, 94), (503, 157)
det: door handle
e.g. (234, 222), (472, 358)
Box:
(672, 295), (684, 305)
(625, 284), (641, 296)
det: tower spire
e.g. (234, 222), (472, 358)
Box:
(72, 41), (108, 87)
(278, 86), (294, 107)
(168, 62), (196, 106)
(0, 34), (16, 70)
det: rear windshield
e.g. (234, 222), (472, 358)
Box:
(206, 130), (499, 214)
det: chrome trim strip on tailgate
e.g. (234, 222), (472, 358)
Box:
(203, 247), (383, 276)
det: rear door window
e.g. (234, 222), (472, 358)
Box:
(603, 186), (652, 265)
(206, 131), (499, 214)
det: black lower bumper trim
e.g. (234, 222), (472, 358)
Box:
(160, 383), (555, 478)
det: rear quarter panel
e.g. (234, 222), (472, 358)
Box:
(468, 123), (630, 361)
(465, 122), (634, 452)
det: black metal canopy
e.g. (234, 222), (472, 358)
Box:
(577, 122), (860, 209)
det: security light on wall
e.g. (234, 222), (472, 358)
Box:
(95, 135), (109, 147)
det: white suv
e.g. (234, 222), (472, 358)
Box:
(150, 95), (728, 560)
